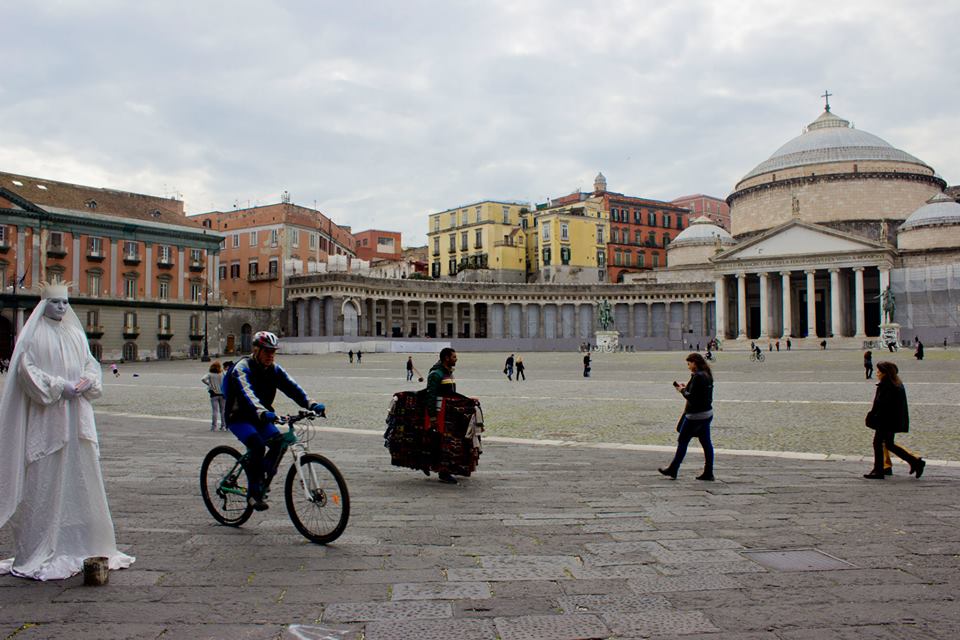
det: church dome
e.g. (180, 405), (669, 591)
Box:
(899, 192), (960, 230)
(739, 109), (933, 183)
(670, 215), (735, 246)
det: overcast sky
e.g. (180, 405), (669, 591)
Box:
(3, 1), (958, 246)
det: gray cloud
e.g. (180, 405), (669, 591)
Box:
(2, 0), (958, 245)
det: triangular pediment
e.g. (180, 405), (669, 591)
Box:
(714, 220), (885, 262)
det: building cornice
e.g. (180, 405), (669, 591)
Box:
(727, 170), (947, 206)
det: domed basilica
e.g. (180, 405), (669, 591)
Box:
(667, 101), (960, 346)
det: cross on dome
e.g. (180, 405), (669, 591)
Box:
(821, 90), (833, 112)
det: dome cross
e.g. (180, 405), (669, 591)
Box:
(821, 90), (833, 112)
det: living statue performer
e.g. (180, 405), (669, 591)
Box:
(0, 279), (134, 580)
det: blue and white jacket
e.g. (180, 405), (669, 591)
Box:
(224, 356), (313, 425)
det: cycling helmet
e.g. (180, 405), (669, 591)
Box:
(252, 331), (280, 350)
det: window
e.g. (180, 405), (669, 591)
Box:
(663, 215), (671, 229)
(230, 262), (240, 279)
(0, 263), (5, 289)
(291, 230), (299, 248)
(218, 265), (227, 280)
(190, 314), (201, 335)
(614, 250), (622, 266)
(447, 214), (455, 229)
(433, 216), (440, 232)
(635, 231), (642, 244)
(597, 249), (606, 267)
(309, 233), (317, 249)
(270, 229), (279, 247)
(475, 206), (482, 223)
(191, 283), (203, 302)
(448, 258), (457, 274)
(560, 246), (571, 265)
(190, 248), (203, 264)
(0, 226), (7, 245)
(158, 279), (170, 299)
(433, 237), (440, 255)
(596, 225), (604, 244)
(502, 206), (510, 224)
(662, 234), (670, 247)
(677, 216), (683, 230)
(268, 259), (279, 275)
(124, 277), (137, 299)
(460, 231), (468, 251)
(123, 311), (137, 330)
(653, 253), (660, 267)
(541, 223), (550, 241)
(648, 211), (656, 226)
(158, 313), (171, 332)
(232, 234), (240, 248)
(637, 252), (645, 268)
(521, 218), (528, 230)
(248, 260), (258, 276)
(88, 236), (103, 256)
(461, 210), (468, 226)
(87, 272), (101, 297)
(561, 223), (569, 240)
(249, 231), (258, 246)
(634, 209), (641, 224)
(122, 342), (138, 362)
(448, 234), (456, 252)
(475, 229), (483, 249)
(647, 231), (656, 246)
(158, 245), (172, 263)
(432, 262), (440, 277)
(49, 231), (64, 251)
(124, 241), (138, 259)
(85, 310), (99, 329)
(542, 248), (551, 265)
(611, 229), (619, 244)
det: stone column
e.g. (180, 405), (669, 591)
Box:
(385, 298), (394, 338)
(736, 272), (747, 339)
(805, 270), (817, 338)
(714, 276), (726, 339)
(780, 271), (792, 339)
(309, 298), (322, 336)
(854, 267), (866, 338)
(571, 303), (579, 339)
(829, 268), (842, 337)
(758, 272), (769, 339)
(538, 303), (546, 339)
(296, 299), (307, 338)
(879, 266), (890, 295)
(646, 303), (653, 337)
(520, 303), (529, 339)
(682, 301), (690, 337)
(627, 303), (636, 338)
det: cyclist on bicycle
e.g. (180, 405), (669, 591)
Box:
(752, 343), (763, 360)
(223, 331), (325, 511)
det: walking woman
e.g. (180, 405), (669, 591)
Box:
(863, 350), (873, 379)
(201, 361), (227, 431)
(863, 361), (925, 479)
(659, 353), (715, 481)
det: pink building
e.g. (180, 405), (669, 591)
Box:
(671, 194), (730, 231)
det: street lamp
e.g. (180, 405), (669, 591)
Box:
(201, 284), (210, 362)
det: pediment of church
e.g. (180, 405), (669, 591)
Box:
(714, 220), (885, 262)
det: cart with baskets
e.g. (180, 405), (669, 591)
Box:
(383, 391), (483, 478)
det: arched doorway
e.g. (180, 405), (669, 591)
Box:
(122, 342), (138, 362)
(89, 341), (102, 362)
(0, 315), (12, 361)
(240, 324), (253, 352)
(156, 342), (171, 360)
(342, 300), (359, 336)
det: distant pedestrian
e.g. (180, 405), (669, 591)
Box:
(768, 342), (773, 352)
(504, 354), (514, 381)
(582, 353), (591, 378)
(406, 356), (414, 381)
(914, 340), (924, 361)
(820, 339), (827, 350)
(863, 362), (925, 480)
(348, 350), (354, 364)
(659, 352), (715, 481)
(356, 349), (362, 364)
(863, 350), (873, 379)
(786, 338), (792, 351)
(944, 338), (948, 349)
(696, 343), (700, 351)
(515, 355), (526, 381)
(201, 361), (227, 431)
(775, 340), (780, 352)
(110, 363), (119, 378)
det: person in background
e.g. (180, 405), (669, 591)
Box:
(863, 350), (873, 380)
(356, 349), (363, 365)
(347, 349), (354, 364)
(201, 361), (227, 431)
(863, 361), (924, 480)
(659, 353), (715, 481)
(914, 340), (924, 361)
(504, 354), (514, 381)
(515, 355), (526, 381)
(582, 352), (591, 378)
(110, 363), (119, 378)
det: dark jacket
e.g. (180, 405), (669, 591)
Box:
(866, 379), (909, 433)
(681, 370), (713, 417)
(224, 356), (312, 425)
(425, 360), (456, 416)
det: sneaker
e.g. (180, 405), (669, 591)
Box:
(247, 496), (269, 511)
(696, 473), (715, 481)
(913, 459), (926, 479)
(657, 467), (677, 479)
(438, 472), (458, 485)
(863, 471), (885, 480)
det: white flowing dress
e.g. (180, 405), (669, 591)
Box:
(0, 308), (134, 581)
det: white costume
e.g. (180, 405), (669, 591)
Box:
(0, 284), (134, 580)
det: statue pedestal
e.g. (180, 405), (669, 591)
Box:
(595, 331), (620, 352)
(879, 323), (901, 348)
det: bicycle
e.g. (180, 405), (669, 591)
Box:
(750, 351), (765, 362)
(199, 410), (350, 544)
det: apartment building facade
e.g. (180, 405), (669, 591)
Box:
(353, 229), (401, 262)
(671, 194), (731, 231)
(529, 197), (610, 283)
(0, 172), (223, 362)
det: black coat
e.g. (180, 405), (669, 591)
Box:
(865, 379), (909, 433)
(681, 371), (713, 415)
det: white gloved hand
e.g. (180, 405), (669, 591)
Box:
(75, 378), (93, 394)
(62, 384), (80, 399)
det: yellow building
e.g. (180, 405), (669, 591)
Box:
(427, 200), (530, 283)
(528, 198), (610, 283)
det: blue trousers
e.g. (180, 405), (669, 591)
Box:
(666, 416), (714, 475)
(227, 420), (283, 499)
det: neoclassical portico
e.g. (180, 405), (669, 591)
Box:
(712, 220), (896, 341)
(284, 273), (715, 345)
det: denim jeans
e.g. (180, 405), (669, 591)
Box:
(667, 415), (714, 475)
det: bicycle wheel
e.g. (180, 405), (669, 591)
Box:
(284, 453), (350, 544)
(200, 445), (254, 527)
(758, 353), (765, 362)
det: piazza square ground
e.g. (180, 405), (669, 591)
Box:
(1, 347), (959, 639)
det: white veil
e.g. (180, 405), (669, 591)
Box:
(0, 298), (88, 527)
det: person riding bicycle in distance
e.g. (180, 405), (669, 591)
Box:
(224, 331), (325, 511)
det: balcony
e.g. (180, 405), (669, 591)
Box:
(432, 249), (440, 257)
(86, 250), (105, 261)
(157, 330), (174, 340)
(47, 244), (67, 258)
(189, 332), (205, 341)
(188, 260), (205, 272)
(122, 326), (140, 339)
(248, 271), (279, 282)
(123, 253), (141, 266)
(0, 241), (10, 253)
(85, 325), (104, 339)
(156, 257), (174, 269)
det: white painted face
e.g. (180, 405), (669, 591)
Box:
(43, 297), (69, 321)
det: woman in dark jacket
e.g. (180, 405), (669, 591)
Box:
(863, 361), (925, 479)
(659, 353), (715, 481)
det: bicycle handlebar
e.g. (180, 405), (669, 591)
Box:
(277, 409), (326, 426)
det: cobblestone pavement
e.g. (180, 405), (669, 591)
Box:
(1, 350), (959, 638)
